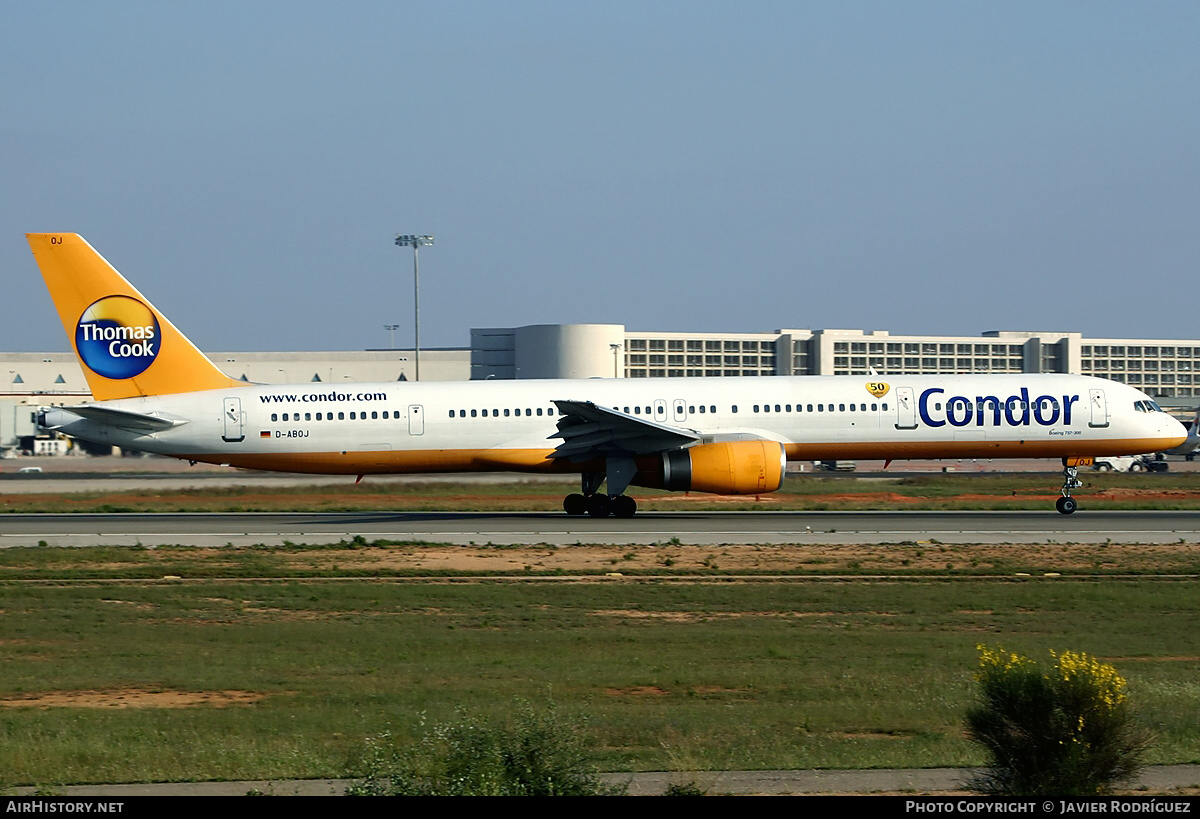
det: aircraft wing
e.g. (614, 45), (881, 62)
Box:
(57, 405), (188, 433)
(549, 400), (700, 461)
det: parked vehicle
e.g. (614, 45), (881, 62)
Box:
(1093, 454), (1168, 473)
(814, 460), (856, 472)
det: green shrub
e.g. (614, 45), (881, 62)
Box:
(347, 704), (622, 796)
(965, 645), (1148, 796)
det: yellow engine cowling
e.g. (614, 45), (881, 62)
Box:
(661, 440), (786, 495)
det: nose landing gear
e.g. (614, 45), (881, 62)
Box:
(1056, 457), (1086, 514)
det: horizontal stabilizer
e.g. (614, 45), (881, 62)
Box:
(61, 404), (187, 433)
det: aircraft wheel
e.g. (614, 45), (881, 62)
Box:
(586, 494), (612, 517)
(611, 494), (637, 518)
(1056, 496), (1078, 515)
(563, 493), (587, 515)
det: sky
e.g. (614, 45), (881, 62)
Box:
(3, 1), (1198, 354)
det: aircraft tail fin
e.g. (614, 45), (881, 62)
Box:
(27, 233), (239, 401)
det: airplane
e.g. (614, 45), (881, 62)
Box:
(1164, 409), (1200, 459)
(26, 233), (1188, 517)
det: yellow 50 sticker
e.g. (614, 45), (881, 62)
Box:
(866, 382), (890, 398)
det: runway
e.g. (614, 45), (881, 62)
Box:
(1, 509), (1197, 548)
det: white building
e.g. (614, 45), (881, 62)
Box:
(472, 325), (1199, 402)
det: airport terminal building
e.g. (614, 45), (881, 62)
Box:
(3, 324), (1198, 453)
(472, 325), (1200, 402)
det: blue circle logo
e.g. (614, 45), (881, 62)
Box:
(75, 296), (161, 380)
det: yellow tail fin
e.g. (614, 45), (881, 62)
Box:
(27, 233), (239, 400)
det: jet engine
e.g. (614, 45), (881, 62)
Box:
(660, 440), (786, 495)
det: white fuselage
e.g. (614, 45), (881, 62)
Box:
(47, 373), (1187, 477)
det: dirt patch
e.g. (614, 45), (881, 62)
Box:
(20, 539), (1200, 578)
(0, 688), (267, 709)
(293, 541), (1200, 576)
(591, 609), (866, 621)
(1092, 488), (1200, 499)
(604, 686), (669, 697)
(100, 599), (157, 610)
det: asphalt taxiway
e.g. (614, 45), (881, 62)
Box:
(1, 509), (1196, 548)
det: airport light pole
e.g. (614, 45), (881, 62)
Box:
(383, 324), (399, 349)
(394, 234), (434, 381)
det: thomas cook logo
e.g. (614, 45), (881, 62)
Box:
(75, 296), (160, 380)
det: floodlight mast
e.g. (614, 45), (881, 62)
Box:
(393, 234), (434, 381)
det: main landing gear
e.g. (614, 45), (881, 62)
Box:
(563, 461), (638, 518)
(1056, 458), (1083, 515)
(563, 492), (637, 518)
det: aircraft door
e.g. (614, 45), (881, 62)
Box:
(673, 399), (686, 422)
(222, 397), (244, 442)
(408, 404), (424, 435)
(894, 387), (917, 430)
(654, 399), (667, 423)
(1088, 389), (1109, 428)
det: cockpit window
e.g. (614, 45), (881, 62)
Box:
(1133, 400), (1165, 413)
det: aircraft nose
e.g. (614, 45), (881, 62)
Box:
(1163, 415), (1188, 447)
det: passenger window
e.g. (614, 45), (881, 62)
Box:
(338, 412), (345, 420)
(371, 411), (378, 419)
(271, 413), (278, 422)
